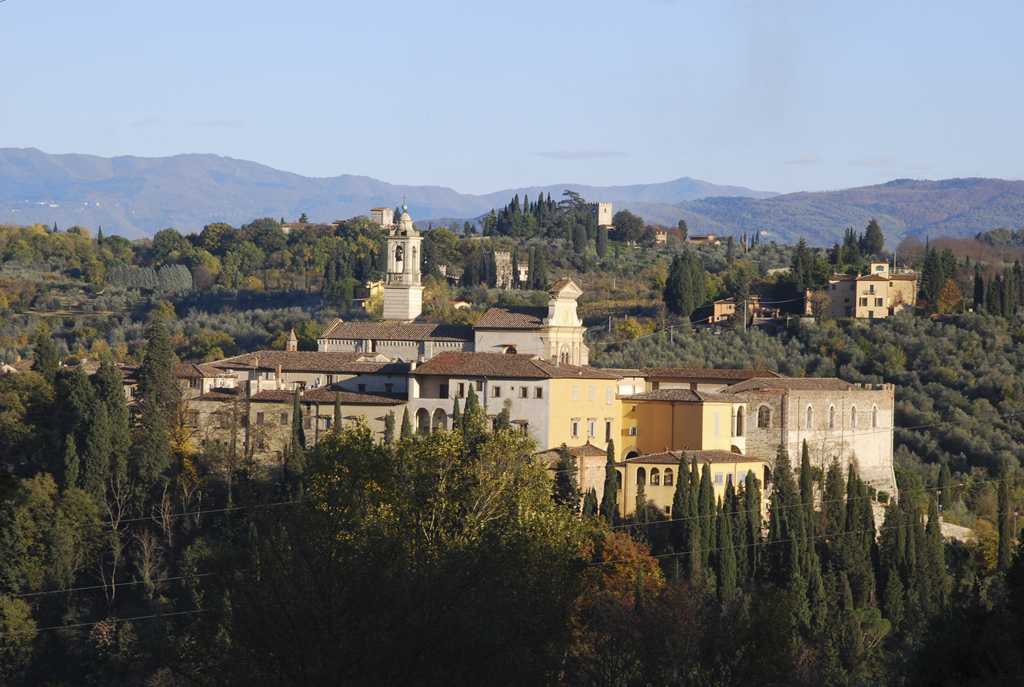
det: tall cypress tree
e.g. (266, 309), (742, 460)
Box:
(63, 434), (79, 492)
(138, 319), (177, 415)
(938, 462), (952, 511)
(552, 445), (580, 514)
(600, 440), (618, 524)
(974, 265), (985, 309)
(743, 468), (762, 580)
(687, 456), (702, 577)
(768, 445), (803, 587)
(400, 408), (413, 440)
(95, 361), (130, 483)
(824, 461), (846, 537)
(135, 405), (171, 502)
(699, 463), (715, 567)
(924, 495), (947, 610)
(582, 487), (598, 517)
(451, 395), (462, 432)
(671, 452), (690, 553)
(999, 463), (1014, 572)
(383, 410), (395, 446)
(800, 439), (815, 529)
(635, 482), (648, 523)
(32, 323), (60, 385)
(82, 402), (112, 499)
(716, 510), (737, 600)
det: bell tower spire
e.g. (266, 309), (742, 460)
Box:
(382, 204), (424, 321)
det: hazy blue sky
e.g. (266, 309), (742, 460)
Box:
(2, 1), (1021, 195)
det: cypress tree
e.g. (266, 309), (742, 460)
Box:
(988, 274), (1003, 316)
(743, 469), (762, 580)
(699, 463), (715, 567)
(63, 434), (79, 491)
(807, 544), (828, 634)
(284, 391), (306, 487)
(824, 461), (846, 537)
(635, 482), (648, 523)
(400, 408), (413, 440)
(138, 319), (177, 414)
(687, 456), (702, 577)
(768, 445), (803, 588)
(462, 384), (485, 441)
(95, 361), (130, 483)
(974, 265), (985, 309)
(582, 487), (598, 517)
(925, 495), (947, 610)
(600, 440), (618, 524)
(800, 439), (815, 528)
(451, 395), (461, 432)
(879, 502), (906, 627)
(596, 224), (609, 259)
(938, 462), (952, 511)
(998, 463), (1013, 572)
(716, 510), (737, 600)
(552, 445), (580, 513)
(671, 451), (690, 553)
(135, 405), (171, 502)
(495, 407), (511, 431)
(383, 410), (395, 446)
(82, 402), (112, 499)
(97, 226), (104, 245)
(32, 323), (60, 385)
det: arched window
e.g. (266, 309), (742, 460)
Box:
(806, 405), (813, 429)
(395, 244), (404, 262)
(872, 405), (878, 428)
(616, 470), (622, 490)
(650, 468), (660, 486)
(851, 406), (857, 429)
(664, 468), (674, 487)
(505, 346), (517, 354)
(758, 405), (771, 429)
(735, 407), (745, 437)
(636, 467), (646, 486)
(828, 405), (835, 429)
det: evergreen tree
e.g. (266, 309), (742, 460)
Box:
(921, 245), (944, 303)
(97, 226), (104, 245)
(82, 402), (112, 499)
(134, 406), (171, 502)
(800, 439), (815, 528)
(582, 487), (598, 517)
(635, 482), (648, 523)
(862, 219), (886, 255)
(924, 495), (947, 610)
(285, 391), (306, 487)
(95, 361), (130, 482)
(511, 249), (521, 288)
(495, 407), (511, 431)
(806, 544), (828, 634)
(742, 469), (763, 580)
(552, 445), (580, 513)
(699, 463), (715, 567)
(138, 319), (177, 415)
(63, 434), (79, 491)
(462, 385), (486, 442)
(824, 461), (846, 537)
(596, 225), (609, 259)
(768, 445), (803, 587)
(687, 456), (702, 577)
(671, 452), (690, 553)
(999, 463), (1014, 572)
(451, 396), (461, 432)
(31, 323), (59, 385)
(400, 408), (413, 440)
(678, 219), (688, 241)
(973, 265), (985, 308)
(879, 502), (906, 627)
(726, 236), (735, 263)
(383, 410), (395, 446)
(938, 462), (952, 511)
(600, 440), (618, 524)
(716, 510), (737, 600)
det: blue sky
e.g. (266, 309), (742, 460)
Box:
(2, 0), (1022, 195)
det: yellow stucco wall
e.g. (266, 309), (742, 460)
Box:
(621, 400), (745, 457)
(548, 378), (621, 451)
(621, 458), (768, 517)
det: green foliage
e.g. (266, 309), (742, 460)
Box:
(600, 440), (617, 524)
(31, 323), (59, 385)
(400, 408), (413, 441)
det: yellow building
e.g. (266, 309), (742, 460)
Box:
(621, 450), (769, 517)
(818, 263), (919, 319)
(620, 389), (747, 459)
(408, 351), (623, 452)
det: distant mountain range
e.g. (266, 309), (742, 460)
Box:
(2, 148), (1022, 246)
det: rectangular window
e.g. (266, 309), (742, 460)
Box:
(457, 383), (464, 397)
(327, 375), (334, 384)
(492, 386), (501, 398)
(571, 420), (580, 438)
(869, 284), (875, 294)
(303, 416), (312, 430)
(875, 298), (884, 307)
(535, 387), (543, 399)
(326, 417), (333, 430)
(256, 412), (265, 425)
(588, 419), (596, 437)
(606, 387), (613, 404)
(714, 472), (723, 486)
(605, 420), (612, 442)
(280, 412), (288, 424)
(831, 284), (836, 291)
(589, 386), (595, 402)
(358, 384), (366, 393)
(573, 386), (579, 402)
(714, 412), (720, 436)
(439, 383), (449, 399)
(220, 413), (231, 429)
(859, 298), (868, 306)
(476, 381), (484, 392)
(520, 387), (528, 398)
(629, 427), (638, 436)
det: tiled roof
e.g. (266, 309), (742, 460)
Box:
(411, 351), (622, 380)
(621, 389), (736, 403)
(643, 367), (782, 381)
(474, 306), (548, 330)
(535, 442), (609, 459)
(175, 362), (224, 379)
(199, 387), (246, 402)
(890, 273), (919, 281)
(11, 359), (35, 371)
(319, 319), (474, 343)
(212, 351), (364, 372)
(720, 377), (862, 393)
(626, 449), (762, 465)
(250, 388), (406, 405)
(549, 278), (574, 293)
(595, 367), (645, 377)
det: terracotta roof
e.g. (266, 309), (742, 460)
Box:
(212, 351), (364, 372)
(250, 389), (406, 405)
(199, 387), (246, 402)
(643, 367), (782, 381)
(474, 306), (548, 330)
(596, 367), (645, 377)
(411, 351), (621, 380)
(535, 442), (609, 459)
(889, 273), (919, 281)
(318, 319), (474, 343)
(626, 449), (764, 465)
(12, 359), (36, 371)
(175, 362), (224, 379)
(549, 278), (572, 292)
(720, 377), (863, 393)
(621, 389), (736, 403)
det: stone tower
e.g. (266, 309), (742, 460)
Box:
(382, 205), (424, 321)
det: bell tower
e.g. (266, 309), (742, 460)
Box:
(382, 204), (424, 321)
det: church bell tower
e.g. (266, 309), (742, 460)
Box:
(382, 205), (424, 321)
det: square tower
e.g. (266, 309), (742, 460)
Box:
(382, 205), (424, 321)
